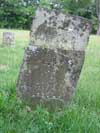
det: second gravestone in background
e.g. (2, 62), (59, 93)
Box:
(2, 32), (15, 46)
(17, 8), (92, 108)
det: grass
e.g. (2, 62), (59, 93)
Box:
(0, 29), (100, 133)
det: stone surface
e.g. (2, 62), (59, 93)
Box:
(2, 32), (15, 46)
(17, 8), (92, 108)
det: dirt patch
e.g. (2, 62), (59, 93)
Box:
(0, 64), (9, 71)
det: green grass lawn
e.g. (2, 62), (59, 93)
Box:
(0, 29), (100, 133)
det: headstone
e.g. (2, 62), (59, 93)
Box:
(2, 32), (15, 46)
(17, 8), (92, 108)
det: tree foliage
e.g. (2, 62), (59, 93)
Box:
(95, 0), (100, 34)
(0, 0), (98, 33)
(0, 0), (36, 29)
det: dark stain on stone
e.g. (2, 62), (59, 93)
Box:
(54, 10), (60, 16)
(34, 22), (57, 41)
(63, 19), (71, 28)
(80, 32), (84, 36)
(44, 20), (47, 24)
(74, 27), (79, 31)
(44, 13), (46, 17)
(58, 26), (64, 30)
(53, 21), (57, 26)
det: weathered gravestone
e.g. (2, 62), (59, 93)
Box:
(17, 8), (92, 108)
(2, 32), (15, 46)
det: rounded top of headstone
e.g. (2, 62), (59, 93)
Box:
(30, 8), (92, 51)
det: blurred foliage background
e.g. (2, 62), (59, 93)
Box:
(0, 0), (99, 34)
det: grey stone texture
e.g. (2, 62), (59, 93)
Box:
(2, 32), (15, 46)
(17, 8), (92, 108)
